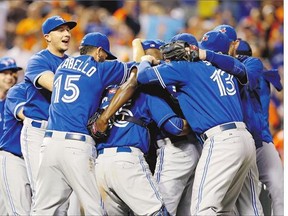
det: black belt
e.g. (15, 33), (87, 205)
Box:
(115, 115), (147, 127)
(98, 146), (132, 155)
(44, 131), (86, 142)
(200, 122), (238, 141)
(169, 135), (188, 143)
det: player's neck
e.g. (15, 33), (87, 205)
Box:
(0, 90), (6, 100)
(47, 46), (66, 58)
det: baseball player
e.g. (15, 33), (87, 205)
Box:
(96, 34), (256, 215)
(235, 39), (284, 216)
(31, 32), (129, 215)
(95, 80), (191, 215)
(20, 15), (80, 213)
(133, 37), (201, 216)
(0, 57), (22, 215)
(199, 30), (264, 215)
(213, 24), (283, 215)
(0, 81), (31, 215)
(0, 57), (20, 137)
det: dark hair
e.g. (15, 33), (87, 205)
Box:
(79, 45), (97, 55)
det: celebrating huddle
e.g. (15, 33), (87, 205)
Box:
(0, 14), (283, 216)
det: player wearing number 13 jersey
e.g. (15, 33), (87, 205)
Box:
(31, 32), (129, 215)
(137, 34), (256, 215)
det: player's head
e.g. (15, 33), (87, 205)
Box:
(141, 39), (165, 60)
(236, 39), (252, 57)
(42, 15), (77, 55)
(80, 32), (117, 61)
(213, 24), (239, 56)
(213, 24), (237, 42)
(0, 57), (22, 93)
(170, 33), (198, 47)
(42, 15), (77, 35)
(199, 30), (230, 54)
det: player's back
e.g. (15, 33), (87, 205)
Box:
(157, 60), (243, 134)
(47, 55), (128, 134)
(97, 87), (178, 154)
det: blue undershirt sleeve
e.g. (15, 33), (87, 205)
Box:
(137, 61), (153, 85)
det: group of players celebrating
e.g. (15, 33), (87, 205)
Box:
(0, 14), (283, 216)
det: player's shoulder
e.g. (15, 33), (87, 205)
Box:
(101, 59), (127, 72)
(6, 82), (27, 99)
(242, 56), (263, 67)
(27, 49), (49, 64)
(31, 49), (68, 62)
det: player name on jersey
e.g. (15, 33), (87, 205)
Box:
(59, 57), (97, 77)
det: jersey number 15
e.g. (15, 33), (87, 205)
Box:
(53, 74), (81, 103)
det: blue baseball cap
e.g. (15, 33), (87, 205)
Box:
(80, 32), (117, 60)
(42, 15), (77, 35)
(213, 24), (237, 42)
(199, 30), (230, 54)
(141, 39), (165, 50)
(236, 39), (252, 56)
(170, 33), (198, 46)
(0, 57), (22, 72)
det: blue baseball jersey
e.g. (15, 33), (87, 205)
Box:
(137, 60), (243, 134)
(0, 99), (5, 137)
(0, 82), (27, 157)
(238, 56), (264, 148)
(260, 69), (282, 143)
(97, 87), (179, 154)
(47, 55), (129, 134)
(23, 49), (68, 120)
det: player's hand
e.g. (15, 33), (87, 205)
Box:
(87, 110), (110, 142)
(141, 55), (160, 65)
(198, 48), (207, 60)
(94, 114), (109, 135)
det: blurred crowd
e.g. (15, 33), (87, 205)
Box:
(0, 0), (284, 161)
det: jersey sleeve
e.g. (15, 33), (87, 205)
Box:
(25, 54), (52, 89)
(100, 60), (129, 87)
(262, 69), (283, 91)
(6, 84), (26, 121)
(145, 93), (179, 129)
(161, 116), (184, 135)
(244, 57), (263, 91)
(137, 61), (184, 89)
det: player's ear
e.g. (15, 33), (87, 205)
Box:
(44, 34), (51, 43)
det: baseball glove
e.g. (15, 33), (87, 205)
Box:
(160, 40), (199, 62)
(87, 109), (111, 142)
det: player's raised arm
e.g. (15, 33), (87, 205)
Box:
(95, 39), (163, 133)
(95, 67), (139, 132)
(132, 38), (145, 62)
(198, 31), (248, 84)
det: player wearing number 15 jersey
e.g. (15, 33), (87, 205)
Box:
(31, 32), (129, 215)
